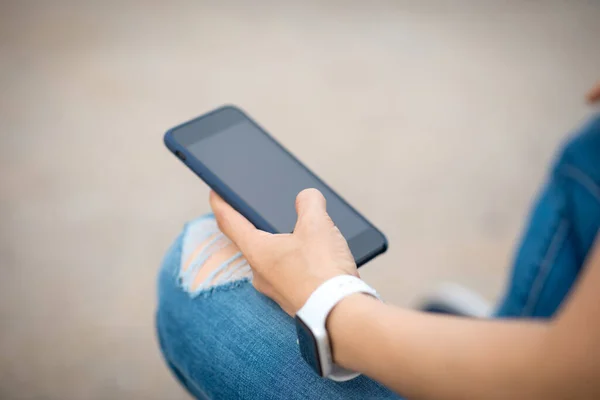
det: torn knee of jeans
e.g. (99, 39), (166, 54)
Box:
(178, 216), (252, 297)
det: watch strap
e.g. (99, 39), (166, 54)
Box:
(296, 275), (381, 381)
(299, 275), (380, 323)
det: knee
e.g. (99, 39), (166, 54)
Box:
(155, 215), (256, 370)
(550, 114), (600, 258)
(553, 113), (600, 183)
(157, 214), (253, 303)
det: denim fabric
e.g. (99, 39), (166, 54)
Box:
(156, 114), (600, 399)
(156, 229), (400, 400)
(496, 114), (600, 317)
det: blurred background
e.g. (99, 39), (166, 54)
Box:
(1, 0), (599, 398)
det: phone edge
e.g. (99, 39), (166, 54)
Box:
(164, 105), (389, 267)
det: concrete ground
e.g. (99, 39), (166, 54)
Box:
(1, 1), (599, 398)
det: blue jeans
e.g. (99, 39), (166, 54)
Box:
(156, 114), (600, 399)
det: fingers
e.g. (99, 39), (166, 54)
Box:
(587, 81), (600, 104)
(294, 188), (334, 235)
(209, 191), (259, 254)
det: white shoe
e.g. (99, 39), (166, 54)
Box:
(414, 283), (492, 318)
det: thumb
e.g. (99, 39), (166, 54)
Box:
(294, 188), (334, 235)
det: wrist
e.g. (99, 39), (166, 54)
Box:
(326, 292), (382, 370)
(293, 271), (358, 315)
(294, 275), (379, 380)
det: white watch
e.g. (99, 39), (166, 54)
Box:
(294, 275), (381, 381)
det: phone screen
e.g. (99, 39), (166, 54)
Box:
(168, 106), (387, 266)
(186, 120), (368, 240)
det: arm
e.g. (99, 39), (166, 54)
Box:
(329, 242), (600, 400)
(210, 189), (600, 400)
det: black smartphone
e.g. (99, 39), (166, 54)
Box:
(164, 105), (387, 267)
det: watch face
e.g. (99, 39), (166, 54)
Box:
(295, 316), (323, 376)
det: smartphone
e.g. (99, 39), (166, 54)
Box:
(164, 105), (387, 267)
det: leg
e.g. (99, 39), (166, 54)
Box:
(156, 215), (401, 400)
(496, 114), (600, 318)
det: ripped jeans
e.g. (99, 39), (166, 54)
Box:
(156, 114), (600, 399)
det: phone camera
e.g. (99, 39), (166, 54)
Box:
(175, 150), (186, 161)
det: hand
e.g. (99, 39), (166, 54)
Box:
(209, 188), (359, 315)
